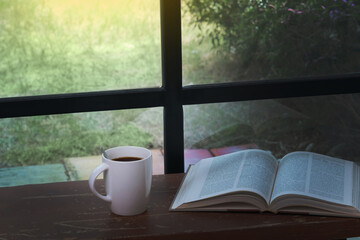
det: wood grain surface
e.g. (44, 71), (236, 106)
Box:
(1, 173), (360, 239)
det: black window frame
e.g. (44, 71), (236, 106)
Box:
(0, 0), (360, 173)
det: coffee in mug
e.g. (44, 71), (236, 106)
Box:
(89, 146), (152, 216)
(111, 156), (142, 162)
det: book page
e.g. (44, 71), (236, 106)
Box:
(271, 152), (353, 206)
(353, 163), (360, 210)
(171, 150), (278, 210)
(187, 150), (277, 203)
(184, 150), (247, 204)
(170, 151), (243, 209)
(234, 150), (278, 203)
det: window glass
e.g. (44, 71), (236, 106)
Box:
(0, 0), (161, 97)
(184, 94), (360, 170)
(0, 107), (163, 186)
(182, 0), (360, 85)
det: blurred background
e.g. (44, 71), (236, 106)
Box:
(0, 0), (359, 172)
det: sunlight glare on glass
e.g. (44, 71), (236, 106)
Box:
(0, 0), (161, 97)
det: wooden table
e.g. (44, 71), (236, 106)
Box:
(1, 173), (360, 239)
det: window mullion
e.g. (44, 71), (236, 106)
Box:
(161, 0), (184, 173)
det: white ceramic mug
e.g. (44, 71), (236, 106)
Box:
(89, 146), (152, 216)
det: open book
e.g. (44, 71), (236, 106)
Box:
(170, 150), (360, 218)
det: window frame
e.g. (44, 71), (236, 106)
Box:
(0, 0), (360, 173)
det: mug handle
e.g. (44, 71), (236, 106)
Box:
(89, 163), (111, 202)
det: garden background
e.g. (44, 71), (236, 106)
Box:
(0, 0), (359, 167)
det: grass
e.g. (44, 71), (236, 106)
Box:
(0, 0), (162, 96)
(0, 0), (233, 167)
(0, 0), (163, 166)
(0, 112), (153, 167)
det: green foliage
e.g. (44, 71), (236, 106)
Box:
(0, 0), (161, 97)
(0, 114), (153, 167)
(185, 0), (360, 79)
(191, 124), (255, 149)
(183, 1), (360, 161)
(0, 0), (159, 166)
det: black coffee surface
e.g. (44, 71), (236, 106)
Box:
(111, 156), (142, 162)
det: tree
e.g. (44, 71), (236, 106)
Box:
(185, 0), (360, 79)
